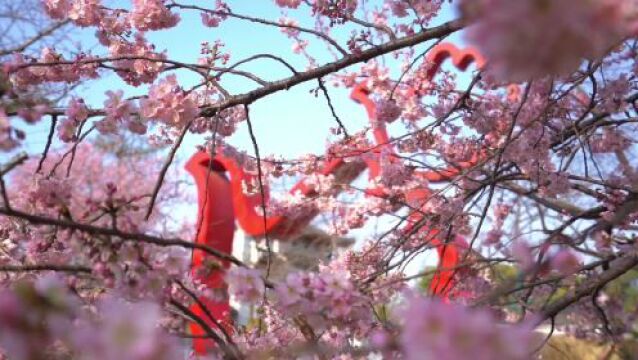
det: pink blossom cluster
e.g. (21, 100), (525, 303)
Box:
(375, 98), (402, 123)
(343, 244), (405, 302)
(44, 0), (182, 32)
(275, 0), (302, 9)
(461, 94), (510, 144)
(42, 0), (74, 19)
(0, 277), (183, 360)
(15, 103), (49, 124)
(597, 75), (631, 113)
(330, 196), (395, 236)
(192, 105), (245, 136)
(483, 203), (511, 247)
(591, 128), (631, 154)
(226, 267), (265, 303)
(549, 250), (582, 275)
(108, 35), (167, 86)
(233, 305), (304, 356)
(386, 0), (443, 20)
(197, 40), (231, 69)
(376, 153), (411, 188)
(130, 0), (180, 31)
(560, 289), (638, 340)
(0, 275), (79, 359)
(96, 90), (144, 135)
(438, 138), (481, 164)
(200, 1), (230, 27)
(2, 144), (187, 299)
(140, 75), (199, 127)
(266, 190), (318, 219)
(462, 0), (635, 80)
(95, 10), (131, 42)
(597, 189), (638, 228)
(0, 109), (22, 151)
(398, 295), (535, 360)
(421, 194), (466, 228)
(510, 241), (586, 277)
(77, 297), (183, 360)
(58, 97), (89, 142)
(312, 0), (358, 24)
(43, 0), (102, 27)
(274, 264), (372, 332)
(28, 176), (72, 209)
(278, 17), (301, 38)
(6, 49), (98, 90)
(6, 0), (638, 357)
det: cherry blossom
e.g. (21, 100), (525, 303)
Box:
(140, 75), (198, 127)
(400, 295), (534, 360)
(462, 0), (636, 80)
(550, 250), (582, 276)
(375, 98), (402, 123)
(130, 0), (180, 31)
(226, 267), (264, 304)
(1, 0), (638, 358)
(96, 90), (137, 134)
(275, 0), (302, 9)
(107, 34), (166, 86)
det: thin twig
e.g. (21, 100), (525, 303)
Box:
(537, 254), (638, 324)
(0, 19), (70, 56)
(0, 206), (246, 267)
(145, 121), (192, 220)
(0, 153), (28, 177)
(169, 2), (348, 56)
(48, 124), (95, 178)
(244, 105), (272, 279)
(36, 114), (57, 173)
(317, 78), (349, 138)
(0, 264), (91, 273)
(0, 153), (28, 210)
(169, 298), (239, 359)
(175, 279), (236, 346)
(198, 19), (464, 118)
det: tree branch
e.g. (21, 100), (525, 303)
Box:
(0, 206), (245, 267)
(198, 19), (464, 118)
(0, 264), (91, 273)
(145, 121), (192, 220)
(537, 254), (638, 324)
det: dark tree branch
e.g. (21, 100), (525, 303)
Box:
(244, 105), (272, 279)
(317, 77), (349, 138)
(198, 19), (464, 118)
(145, 121), (192, 220)
(169, 298), (240, 360)
(0, 264), (91, 273)
(0, 206), (246, 267)
(169, 2), (348, 56)
(537, 254), (638, 324)
(0, 153), (28, 210)
(0, 19), (69, 56)
(37, 114), (57, 173)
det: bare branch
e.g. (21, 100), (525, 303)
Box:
(537, 254), (638, 325)
(145, 121), (192, 220)
(198, 19), (464, 118)
(36, 114), (57, 173)
(0, 19), (70, 56)
(244, 105), (272, 279)
(0, 207), (246, 267)
(0, 264), (91, 273)
(317, 78), (349, 138)
(169, 2), (349, 56)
